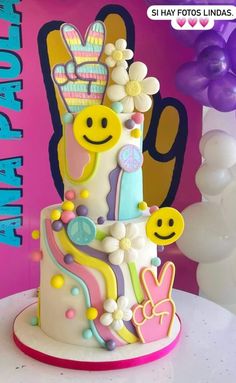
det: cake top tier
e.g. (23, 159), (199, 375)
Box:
(51, 21), (160, 221)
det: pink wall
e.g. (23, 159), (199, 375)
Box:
(0, 0), (201, 298)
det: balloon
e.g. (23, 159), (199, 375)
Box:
(195, 164), (232, 196)
(194, 31), (226, 55)
(171, 29), (202, 47)
(202, 131), (236, 169)
(177, 202), (236, 263)
(198, 46), (229, 79)
(221, 182), (236, 228)
(192, 87), (211, 107)
(203, 109), (236, 138)
(197, 252), (236, 306)
(208, 73), (236, 112)
(227, 28), (236, 74)
(176, 62), (209, 95)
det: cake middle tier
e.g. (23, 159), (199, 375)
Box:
(61, 111), (144, 221)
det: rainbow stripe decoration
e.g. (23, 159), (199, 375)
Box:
(52, 22), (108, 113)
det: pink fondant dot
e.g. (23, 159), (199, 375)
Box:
(61, 210), (76, 224)
(132, 112), (144, 124)
(65, 190), (76, 201)
(149, 205), (159, 214)
(31, 250), (43, 262)
(65, 308), (76, 319)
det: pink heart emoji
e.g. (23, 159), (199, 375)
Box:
(177, 18), (186, 28)
(188, 18), (198, 27)
(200, 18), (209, 27)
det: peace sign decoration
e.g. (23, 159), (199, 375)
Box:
(118, 144), (143, 173)
(52, 22), (109, 113)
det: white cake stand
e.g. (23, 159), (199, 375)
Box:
(13, 303), (181, 371)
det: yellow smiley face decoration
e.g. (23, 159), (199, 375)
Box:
(146, 207), (185, 246)
(73, 105), (122, 153)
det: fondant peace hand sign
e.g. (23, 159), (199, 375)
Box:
(132, 262), (176, 343)
(52, 22), (109, 113)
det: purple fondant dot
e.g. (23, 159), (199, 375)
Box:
(51, 220), (63, 231)
(97, 216), (105, 225)
(124, 119), (135, 130)
(64, 254), (74, 264)
(76, 205), (88, 216)
(106, 339), (116, 351)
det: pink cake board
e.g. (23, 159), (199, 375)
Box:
(13, 303), (181, 371)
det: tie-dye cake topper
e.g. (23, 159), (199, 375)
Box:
(52, 21), (109, 113)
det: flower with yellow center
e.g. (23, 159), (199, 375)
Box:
(104, 39), (133, 69)
(107, 61), (160, 113)
(102, 222), (145, 265)
(100, 296), (132, 331)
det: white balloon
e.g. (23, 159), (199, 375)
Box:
(195, 164), (232, 196)
(221, 181), (236, 228)
(177, 202), (236, 263)
(203, 109), (236, 138)
(197, 251), (236, 305)
(199, 130), (223, 157)
(203, 132), (236, 169)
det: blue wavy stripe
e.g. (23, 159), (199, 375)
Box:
(42, 223), (106, 347)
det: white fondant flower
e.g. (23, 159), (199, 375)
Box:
(104, 39), (133, 69)
(102, 222), (145, 265)
(100, 296), (132, 331)
(107, 61), (160, 112)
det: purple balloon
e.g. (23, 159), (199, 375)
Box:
(176, 62), (209, 95)
(208, 73), (236, 112)
(198, 46), (229, 79)
(194, 31), (226, 55)
(227, 28), (236, 74)
(192, 87), (211, 107)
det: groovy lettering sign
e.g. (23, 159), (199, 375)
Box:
(0, 0), (23, 247)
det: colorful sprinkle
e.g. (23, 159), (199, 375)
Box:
(151, 257), (162, 267)
(65, 308), (76, 319)
(63, 112), (74, 124)
(64, 253), (74, 264)
(82, 329), (93, 339)
(111, 101), (123, 113)
(125, 119), (135, 130)
(31, 316), (38, 326)
(31, 230), (40, 240)
(65, 190), (76, 201)
(71, 287), (80, 296)
(50, 209), (61, 221)
(79, 189), (90, 199)
(132, 112), (144, 124)
(149, 205), (159, 214)
(76, 205), (88, 216)
(31, 250), (43, 262)
(131, 128), (142, 138)
(138, 201), (148, 211)
(97, 216), (105, 225)
(51, 220), (63, 232)
(106, 339), (116, 351)
(51, 274), (65, 289)
(62, 201), (75, 211)
(86, 307), (98, 320)
(61, 210), (76, 224)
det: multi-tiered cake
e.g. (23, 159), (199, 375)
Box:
(13, 21), (184, 370)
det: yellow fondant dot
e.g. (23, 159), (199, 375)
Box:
(112, 49), (123, 61)
(138, 201), (148, 211)
(31, 230), (40, 240)
(51, 274), (64, 289)
(80, 189), (90, 199)
(125, 81), (141, 97)
(131, 129), (142, 138)
(62, 201), (74, 211)
(86, 307), (98, 320)
(50, 209), (61, 221)
(113, 310), (123, 321)
(120, 237), (131, 251)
